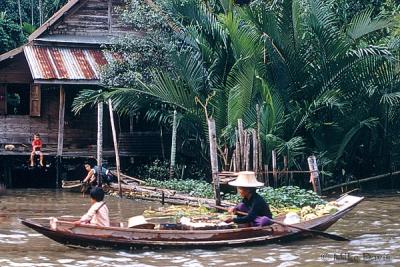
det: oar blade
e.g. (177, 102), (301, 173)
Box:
(316, 231), (350, 241)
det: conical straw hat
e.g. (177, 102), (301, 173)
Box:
(228, 171), (264, 187)
(128, 215), (148, 228)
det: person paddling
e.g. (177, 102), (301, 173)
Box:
(75, 187), (110, 227)
(224, 171), (273, 227)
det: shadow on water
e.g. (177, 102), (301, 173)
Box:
(0, 189), (399, 267)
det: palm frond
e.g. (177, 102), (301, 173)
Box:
(346, 9), (392, 41)
(335, 117), (379, 162)
(381, 92), (400, 106)
(226, 58), (257, 125)
(72, 89), (104, 114)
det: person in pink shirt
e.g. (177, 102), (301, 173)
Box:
(76, 187), (110, 227)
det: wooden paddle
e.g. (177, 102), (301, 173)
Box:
(213, 205), (350, 241)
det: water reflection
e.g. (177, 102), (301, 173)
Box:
(0, 189), (399, 266)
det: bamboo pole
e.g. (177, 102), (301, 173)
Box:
(108, 99), (122, 197)
(322, 170), (400, 192)
(208, 118), (221, 206)
(170, 110), (177, 179)
(97, 102), (103, 185)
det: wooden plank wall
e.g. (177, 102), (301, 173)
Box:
(0, 88), (101, 148)
(50, 0), (130, 36)
(118, 131), (171, 157)
(0, 54), (32, 84)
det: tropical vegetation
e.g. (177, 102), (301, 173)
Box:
(74, 0), (400, 189)
(3, 0), (400, 189)
(0, 0), (67, 53)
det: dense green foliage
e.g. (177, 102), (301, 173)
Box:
(145, 178), (215, 198)
(69, 0), (400, 189)
(145, 177), (325, 208)
(0, 0), (67, 53)
(131, 159), (207, 181)
(0, 13), (25, 53)
(258, 186), (326, 208)
(82, 0), (400, 188)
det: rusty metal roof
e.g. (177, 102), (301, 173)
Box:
(24, 46), (108, 82)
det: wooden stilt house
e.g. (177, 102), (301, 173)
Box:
(0, 0), (169, 187)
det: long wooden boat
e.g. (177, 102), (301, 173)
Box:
(20, 195), (363, 249)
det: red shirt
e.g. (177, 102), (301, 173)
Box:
(32, 139), (42, 151)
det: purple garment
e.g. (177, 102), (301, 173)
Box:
(236, 203), (272, 227)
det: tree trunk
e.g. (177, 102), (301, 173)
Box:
(17, 0), (23, 26)
(39, 0), (43, 25)
(208, 118), (221, 206)
(31, 0), (34, 25)
(169, 110), (177, 179)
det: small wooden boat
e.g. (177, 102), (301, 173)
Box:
(20, 195), (363, 249)
(61, 180), (84, 193)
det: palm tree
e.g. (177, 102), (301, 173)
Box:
(73, 0), (399, 181)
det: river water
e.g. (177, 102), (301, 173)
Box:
(0, 189), (399, 267)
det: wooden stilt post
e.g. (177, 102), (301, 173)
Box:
(108, 99), (122, 197)
(272, 150), (277, 187)
(56, 85), (65, 188)
(129, 115), (134, 133)
(245, 132), (250, 171)
(284, 156), (288, 185)
(160, 126), (165, 160)
(170, 110), (177, 179)
(208, 118), (221, 206)
(252, 129), (258, 174)
(238, 119), (244, 170)
(235, 129), (240, 171)
(231, 152), (237, 172)
(308, 155), (321, 195)
(97, 101), (103, 185)
(256, 104), (262, 178)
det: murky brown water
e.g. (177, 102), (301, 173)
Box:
(0, 189), (399, 267)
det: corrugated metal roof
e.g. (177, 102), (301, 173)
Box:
(24, 46), (108, 81)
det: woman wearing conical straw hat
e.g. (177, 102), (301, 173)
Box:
(224, 171), (273, 227)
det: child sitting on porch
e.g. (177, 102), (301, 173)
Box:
(30, 133), (43, 167)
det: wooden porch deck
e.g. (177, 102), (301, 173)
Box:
(0, 147), (117, 158)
